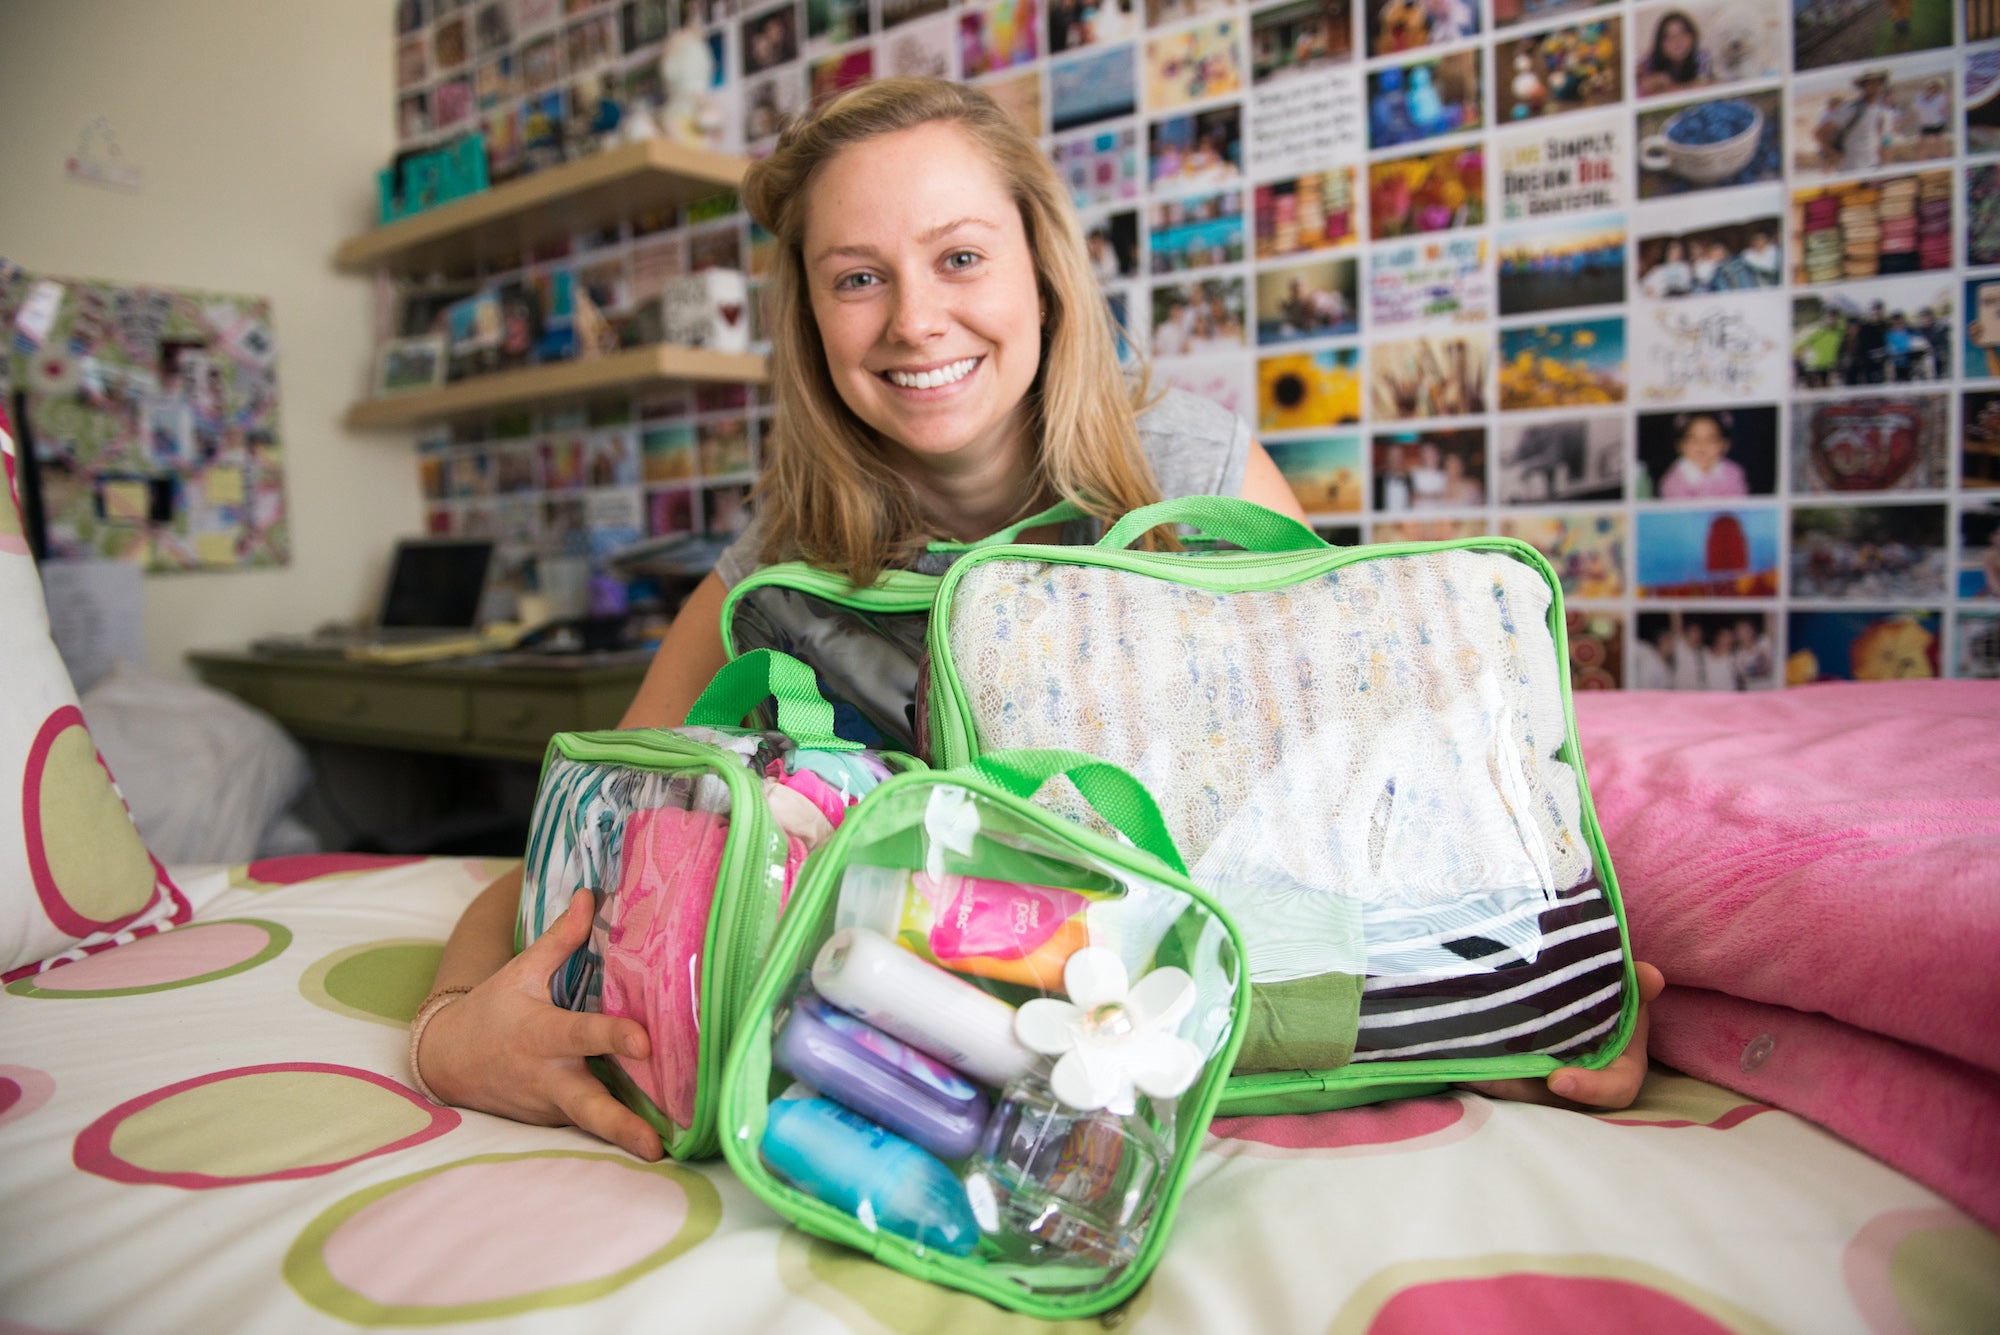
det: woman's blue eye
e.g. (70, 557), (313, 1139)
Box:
(945, 251), (979, 270)
(835, 272), (878, 291)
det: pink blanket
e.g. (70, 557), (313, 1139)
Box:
(1574, 682), (2000, 1073)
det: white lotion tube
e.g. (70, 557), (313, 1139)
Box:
(811, 927), (1038, 1088)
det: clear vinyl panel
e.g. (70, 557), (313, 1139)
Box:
(520, 733), (892, 1136)
(945, 548), (1626, 1069)
(728, 585), (930, 750)
(755, 779), (1240, 1293)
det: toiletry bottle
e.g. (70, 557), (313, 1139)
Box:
(773, 987), (990, 1161)
(837, 864), (1092, 989)
(811, 926), (1037, 1087)
(761, 1093), (981, 1256)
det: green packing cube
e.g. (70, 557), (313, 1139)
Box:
(515, 649), (921, 1160)
(718, 749), (1249, 1320)
(921, 496), (1639, 1116)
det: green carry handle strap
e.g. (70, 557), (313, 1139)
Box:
(928, 497), (1091, 553)
(1098, 496), (1327, 554)
(967, 749), (1188, 877)
(684, 649), (862, 751)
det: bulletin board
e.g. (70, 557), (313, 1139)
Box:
(3, 261), (289, 572)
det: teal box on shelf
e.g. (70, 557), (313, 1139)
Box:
(378, 133), (489, 225)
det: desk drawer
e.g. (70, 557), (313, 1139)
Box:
(268, 676), (467, 740)
(470, 687), (587, 749)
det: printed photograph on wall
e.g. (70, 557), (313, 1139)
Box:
(1636, 88), (1783, 199)
(1055, 125), (1141, 208)
(1635, 200), (1785, 297)
(1490, 0), (1611, 30)
(1970, 164), (2000, 268)
(1971, 50), (2000, 155)
(1049, 0), (1135, 53)
(1368, 145), (1486, 239)
(1634, 405), (1779, 499)
(1790, 502), (1948, 599)
(1151, 275), (1248, 356)
(1787, 609), (1940, 681)
(1790, 56), (1956, 184)
(808, 48), (873, 108)
(1791, 0), (1952, 73)
(1163, 355), (1253, 421)
(1371, 517), (1486, 542)
(1955, 611), (2000, 678)
(1500, 510), (1626, 597)
(1496, 115), (1623, 222)
(1372, 427), (1488, 510)
(1634, 505), (1781, 596)
(646, 486), (695, 537)
(984, 67), (1047, 134)
(1791, 171), (1953, 285)
(1494, 18), (1622, 124)
(1565, 610), (1624, 689)
(881, 13), (955, 75)
(1499, 317), (1627, 410)
(1367, 49), (1482, 150)
(1629, 293), (1788, 405)
(1630, 0), (1783, 98)
(960, 0), (1040, 77)
(1258, 347), (1362, 430)
(1966, 390), (2000, 489)
(1369, 332), (1492, 419)
(1791, 276), (1955, 388)
(1496, 215), (1626, 316)
(640, 421), (694, 483)
(1364, 0), (1479, 56)
(1264, 434), (1364, 514)
(1252, 170), (1358, 259)
(1496, 414), (1624, 504)
(1254, 257), (1359, 344)
(882, 0), (952, 28)
(741, 4), (799, 74)
(1085, 210), (1140, 280)
(1958, 500), (2000, 597)
(1145, 19), (1243, 110)
(1147, 188), (1244, 272)
(1368, 235), (1491, 327)
(1791, 393), (1948, 492)
(1248, 65), (1364, 174)
(1631, 610), (1777, 688)
(1149, 105), (1243, 187)
(1250, 0), (1352, 82)
(1965, 274), (2000, 379)
(1050, 43), (1137, 131)
(806, 0), (870, 42)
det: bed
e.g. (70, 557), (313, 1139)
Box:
(3, 681), (1997, 1334)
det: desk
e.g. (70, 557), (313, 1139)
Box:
(189, 651), (652, 765)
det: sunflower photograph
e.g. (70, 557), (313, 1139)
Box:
(1258, 348), (1363, 431)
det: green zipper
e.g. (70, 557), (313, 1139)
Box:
(551, 728), (780, 1160)
(720, 565), (939, 658)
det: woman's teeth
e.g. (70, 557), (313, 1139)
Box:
(886, 358), (977, 389)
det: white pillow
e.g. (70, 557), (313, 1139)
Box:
(0, 409), (187, 979)
(80, 661), (312, 866)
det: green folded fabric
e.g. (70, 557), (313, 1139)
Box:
(1232, 973), (1362, 1074)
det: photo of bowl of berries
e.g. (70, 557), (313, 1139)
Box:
(1639, 99), (1763, 185)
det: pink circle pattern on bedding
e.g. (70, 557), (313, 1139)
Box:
(73, 1063), (457, 1188)
(237, 854), (427, 888)
(1842, 1207), (2000, 1335)
(4, 919), (289, 999)
(1327, 1256), (1783, 1334)
(0, 1065), (54, 1127)
(1207, 1092), (1491, 1159)
(283, 1152), (721, 1324)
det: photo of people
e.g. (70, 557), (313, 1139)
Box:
(1491, 0), (1611, 30)
(1496, 19), (1622, 123)
(1787, 609), (1939, 681)
(1253, 171), (1358, 259)
(1497, 415), (1624, 504)
(1264, 435), (1364, 514)
(1971, 50), (2000, 155)
(1145, 19), (1243, 111)
(1500, 511), (1626, 598)
(1636, 89), (1782, 199)
(1630, 611), (1776, 689)
(1959, 503), (2000, 598)
(1792, 394), (1947, 492)
(1372, 428), (1487, 510)
(1369, 333), (1491, 419)
(1254, 258), (1358, 344)
(1250, 0), (1352, 85)
(1367, 51), (1482, 150)
(1635, 407), (1778, 499)
(1967, 276), (2000, 380)
(1962, 612), (2000, 678)
(1792, 503), (1947, 599)
(1258, 348), (1363, 431)
(1566, 611), (1624, 690)
(1051, 44), (1137, 132)
(1635, 216), (1784, 297)
(1499, 318), (1626, 410)
(743, 69), (804, 142)
(1791, 59), (1955, 183)
(1631, 0), (1782, 98)
(1084, 211), (1139, 281)
(1966, 391), (2000, 489)
(1792, 172), (1952, 286)
(1496, 217), (1626, 316)
(1047, 0), (1133, 53)
(1148, 106), (1243, 188)
(1365, 0), (1479, 56)
(1367, 146), (1485, 239)
(1151, 276), (1247, 356)
(1634, 506), (1781, 596)
(1792, 0), (1952, 73)
(1147, 189), (1243, 273)
(1791, 278), (1954, 388)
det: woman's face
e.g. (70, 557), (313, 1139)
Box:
(802, 121), (1044, 474)
(1679, 416), (1727, 469)
(1662, 17), (1694, 60)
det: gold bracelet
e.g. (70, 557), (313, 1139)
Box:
(408, 985), (476, 1106)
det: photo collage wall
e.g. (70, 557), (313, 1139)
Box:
(392, 0), (2000, 685)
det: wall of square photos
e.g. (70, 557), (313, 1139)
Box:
(393, 0), (2000, 687)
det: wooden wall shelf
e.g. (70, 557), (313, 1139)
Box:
(333, 138), (748, 279)
(345, 344), (767, 430)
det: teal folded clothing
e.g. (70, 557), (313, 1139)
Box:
(1234, 973), (1361, 1074)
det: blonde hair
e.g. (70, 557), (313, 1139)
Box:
(741, 77), (1160, 587)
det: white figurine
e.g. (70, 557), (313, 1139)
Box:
(661, 29), (724, 149)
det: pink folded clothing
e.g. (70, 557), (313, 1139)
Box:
(1650, 987), (2000, 1232)
(1574, 681), (2000, 1076)
(600, 807), (732, 1129)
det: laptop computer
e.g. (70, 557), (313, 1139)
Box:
(253, 538), (497, 660)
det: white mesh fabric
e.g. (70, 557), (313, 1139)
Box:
(945, 549), (1593, 981)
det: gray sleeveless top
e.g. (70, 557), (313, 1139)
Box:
(712, 387), (1251, 589)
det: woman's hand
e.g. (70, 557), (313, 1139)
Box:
(1464, 962), (1666, 1110)
(418, 890), (665, 1161)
